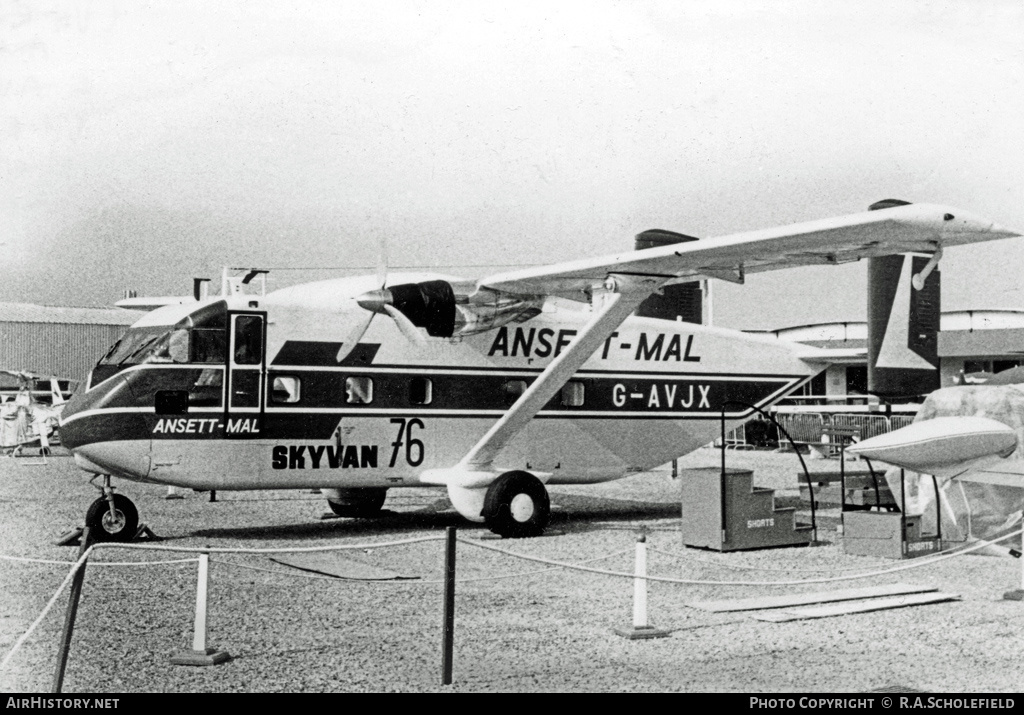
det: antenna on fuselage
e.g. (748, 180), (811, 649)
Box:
(193, 278), (211, 301)
(221, 267), (268, 297)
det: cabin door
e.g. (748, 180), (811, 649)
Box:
(224, 311), (266, 437)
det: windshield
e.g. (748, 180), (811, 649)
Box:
(99, 301), (227, 367)
(99, 328), (169, 365)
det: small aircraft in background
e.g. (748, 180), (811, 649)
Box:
(849, 366), (1024, 548)
(1, 370), (70, 457)
(57, 200), (1019, 541)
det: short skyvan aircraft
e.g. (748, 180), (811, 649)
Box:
(59, 201), (1019, 541)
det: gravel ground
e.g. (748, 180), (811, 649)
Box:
(1, 447), (1022, 693)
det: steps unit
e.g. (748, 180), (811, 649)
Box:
(681, 467), (813, 551)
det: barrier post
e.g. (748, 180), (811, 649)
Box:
(171, 552), (230, 665)
(614, 534), (669, 640)
(52, 527), (92, 693)
(441, 526), (456, 685)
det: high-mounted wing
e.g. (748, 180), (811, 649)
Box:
(115, 296), (197, 312)
(478, 202), (1018, 299)
(433, 201), (1018, 481)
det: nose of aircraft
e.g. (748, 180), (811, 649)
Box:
(59, 375), (152, 481)
(69, 440), (152, 481)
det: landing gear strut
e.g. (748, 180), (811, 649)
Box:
(85, 476), (139, 542)
(326, 487), (388, 518)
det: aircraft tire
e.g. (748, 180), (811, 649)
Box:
(327, 488), (388, 518)
(482, 471), (550, 538)
(85, 494), (139, 543)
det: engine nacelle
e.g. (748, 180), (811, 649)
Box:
(358, 280), (543, 339)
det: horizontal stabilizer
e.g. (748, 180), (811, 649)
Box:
(795, 346), (867, 364)
(847, 416), (1017, 477)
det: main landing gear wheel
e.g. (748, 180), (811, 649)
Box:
(482, 471), (550, 538)
(327, 488), (388, 518)
(85, 493), (139, 543)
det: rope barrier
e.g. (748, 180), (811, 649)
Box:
(0, 554), (80, 566)
(0, 536), (443, 674)
(0, 553), (200, 567)
(0, 545), (96, 672)
(210, 546), (634, 586)
(88, 534), (445, 555)
(90, 558), (200, 567)
(4, 525), (1021, 678)
(458, 527), (1024, 587)
(647, 540), (989, 574)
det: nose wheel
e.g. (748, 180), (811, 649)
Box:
(85, 492), (139, 543)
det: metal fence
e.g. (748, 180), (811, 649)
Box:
(718, 411), (918, 450)
(769, 411), (918, 453)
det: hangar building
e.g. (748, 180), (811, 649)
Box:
(759, 309), (1024, 402)
(0, 302), (137, 389)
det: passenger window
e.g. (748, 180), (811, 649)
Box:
(233, 316), (263, 365)
(345, 376), (373, 404)
(271, 376), (301, 404)
(410, 377), (432, 405)
(503, 380), (527, 405)
(561, 381), (585, 407)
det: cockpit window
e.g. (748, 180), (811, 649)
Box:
(100, 328), (174, 365)
(98, 300), (228, 367)
(191, 329), (226, 364)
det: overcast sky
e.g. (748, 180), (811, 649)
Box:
(3, 1), (1023, 329)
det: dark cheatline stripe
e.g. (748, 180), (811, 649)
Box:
(271, 342), (380, 367)
(64, 373), (803, 447)
(71, 362), (805, 415)
(65, 412), (347, 446)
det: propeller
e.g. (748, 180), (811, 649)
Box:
(335, 235), (427, 363)
(382, 303), (429, 346)
(335, 307), (376, 363)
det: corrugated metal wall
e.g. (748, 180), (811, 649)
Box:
(0, 322), (127, 383)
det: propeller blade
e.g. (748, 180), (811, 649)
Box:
(376, 234), (389, 289)
(383, 304), (427, 346)
(335, 311), (376, 362)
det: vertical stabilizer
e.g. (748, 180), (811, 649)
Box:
(634, 229), (703, 323)
(866, 201), (941, 399)
(50, 378), (66, 406)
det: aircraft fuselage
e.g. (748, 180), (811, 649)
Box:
(59, 273), (819, 491)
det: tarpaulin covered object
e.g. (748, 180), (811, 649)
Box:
(885, 385), (1024, 551)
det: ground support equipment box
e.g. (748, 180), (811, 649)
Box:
(681, 467), (813, 551)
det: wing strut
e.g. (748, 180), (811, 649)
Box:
(458, 274), (664, 473)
